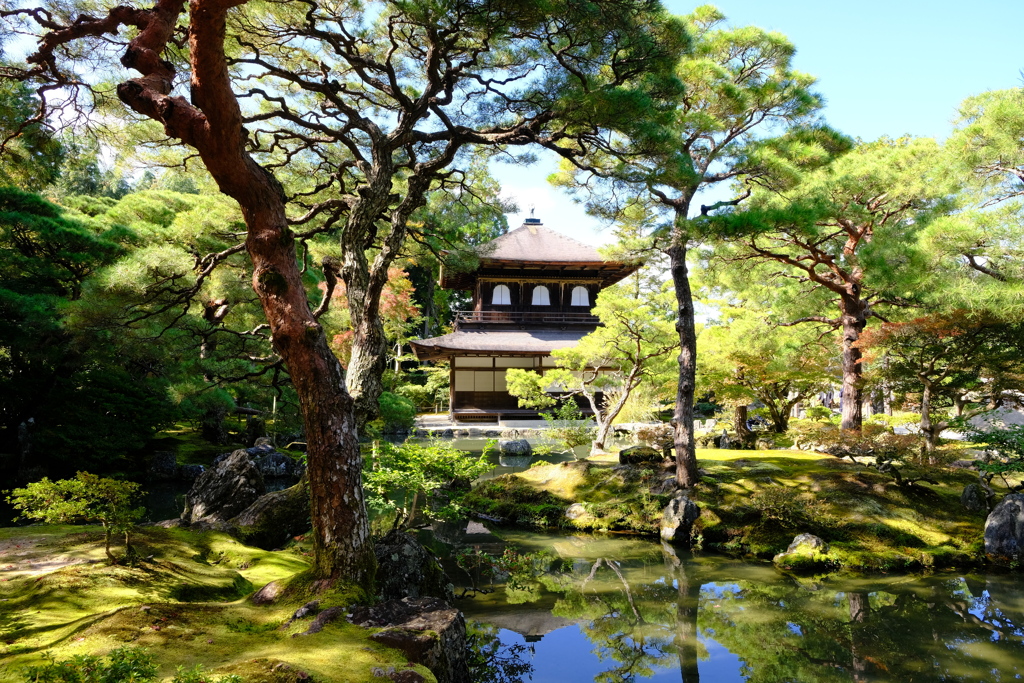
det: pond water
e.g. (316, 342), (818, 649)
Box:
(417, 524), (1024, 683)
(136, 437), (1024, 681)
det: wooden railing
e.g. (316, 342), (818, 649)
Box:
(454, 310), (599, 325)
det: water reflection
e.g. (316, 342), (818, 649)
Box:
(423, 525), (1024, 683)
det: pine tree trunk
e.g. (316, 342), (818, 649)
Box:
(734, 404), (752, 446)
(593, 418), (614, 453)
(839, 301), (867, 432)
(343, 247), (389, 431)
(766, 393), (789, 433)
(920, 383), (938, 464)
(99, 0), (375, 586)
(667, 236), (699, 488)
(239, 186), (376, 585)
(342, 180), (428, 430)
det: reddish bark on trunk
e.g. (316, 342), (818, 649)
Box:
(839, 299), (867, 433)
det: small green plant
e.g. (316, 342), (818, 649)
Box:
(750, 486), (812, 528)
(539, 401), (595, 459)
(750, 486), (837, 531)
(7, 472), (145, 564)
(172, 664), (242, 683)
(23, 646), (156, 683)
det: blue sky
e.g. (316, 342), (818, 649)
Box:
(498, 0), (1024, 244)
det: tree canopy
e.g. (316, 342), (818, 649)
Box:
(0, 0), (688, 582)
(551, 4), (842, 485)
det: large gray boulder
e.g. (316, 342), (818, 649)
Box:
(148, 451), (178, 481)
(375, 530), (455, 604)
(498, 439), (533, 468)
(229, 478), (310, 549)
(182, 449), (265, 524)
(212, 442), (304, 480)
(253, 450), (303, 478)
(961, 483), (988, 513)
(773, 533), (832, 568)
(497, 440), (532, 466)
(499, 439), (532, 457)
(618, 445), (664, 466)
(350, 597), (469, 683)
(985, 493), (1024, 562)
(660, 491), (701, 545)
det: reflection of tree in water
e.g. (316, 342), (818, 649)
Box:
(700, 575), (1024, 683)
(547, 556), (684, 682)
(662, 543), (703, 683)
(466, 622), (535, 683)
(438, 521), (1024, 682)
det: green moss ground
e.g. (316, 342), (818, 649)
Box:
(0, 526), (432, 683)
(464, 448), (1000, 574)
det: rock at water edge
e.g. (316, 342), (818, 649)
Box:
(985, 493), (1024, 562)
(350, 597), (469, 683)
(660, 492), (701, 545)
(773, 533), (830, 566)
(498, 439), (532, 457)
(375, 530), (455, 604)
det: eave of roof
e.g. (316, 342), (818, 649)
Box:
(409, 329), (588, 361)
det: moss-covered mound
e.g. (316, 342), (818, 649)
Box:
(463, 449), (994, 573)
(465, 460), (670, 534)
(0, 525), (433, 682)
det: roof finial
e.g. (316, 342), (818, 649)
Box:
(524, 204), (541, 230)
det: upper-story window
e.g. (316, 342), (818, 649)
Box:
(531, 285), (551, 306)
(492, 284), (512, 305)
(570, 286), (589, 306)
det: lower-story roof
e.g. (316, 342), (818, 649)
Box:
(409, 329), (588, 361)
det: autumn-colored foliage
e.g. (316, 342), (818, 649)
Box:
(327, 268), (420, 367)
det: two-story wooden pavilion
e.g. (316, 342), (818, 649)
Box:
(409, 217), (639, 423)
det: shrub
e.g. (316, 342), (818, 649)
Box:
(866, 412), (922, 430)
(364, 439), (493, 530)
(395, 383), (433, 409)
(954, 419), (1024, 497)
(803, 405), (836, 422)
(805, 424), (932, 487)
(7, 473), (145, 563)
(749, 486), (835, 530)
(377, 391), (416, 431)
